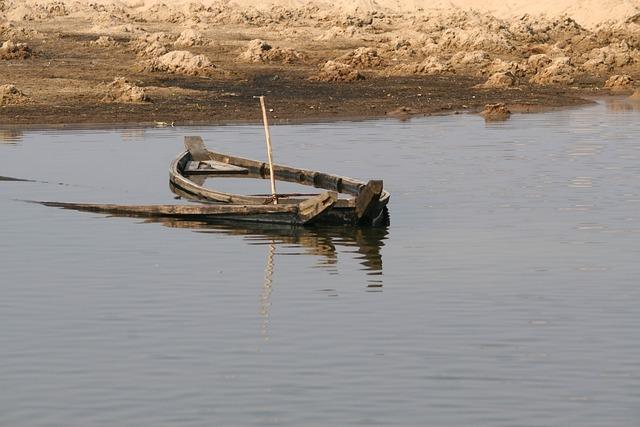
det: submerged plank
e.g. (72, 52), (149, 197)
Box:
(31, 192), (337, 225)
(0, 175), (32, 182)
(36, 201), (298, 216)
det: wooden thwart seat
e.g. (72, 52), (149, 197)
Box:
(184, 160), (248, 175)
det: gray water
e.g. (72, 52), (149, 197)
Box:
(1, 98), (639, 426)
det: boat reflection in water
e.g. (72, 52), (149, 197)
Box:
(142, 217), (388, 341)
(151, 217), (388, 282)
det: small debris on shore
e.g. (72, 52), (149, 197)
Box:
(481, 103), (511, 121)
(90, 35), (119, 48)
(629, 89), (640, 101)
(101, 77), (149, 103)
(0, 84), (31, 105)
(387, 106), (415, 119)
(0, 40), (32, 60)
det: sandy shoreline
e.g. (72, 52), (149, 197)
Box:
(1, 0), (639, 126)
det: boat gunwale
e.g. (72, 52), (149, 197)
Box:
(169, 149), (390, 207)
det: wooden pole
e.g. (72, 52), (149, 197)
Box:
(256, 96), (278, 204)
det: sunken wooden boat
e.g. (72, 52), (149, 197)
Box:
(170, 136), (390, 226)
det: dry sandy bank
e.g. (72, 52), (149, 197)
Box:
(1, 0), (639, 125)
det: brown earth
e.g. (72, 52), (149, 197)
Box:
(1, 7), (637, 126)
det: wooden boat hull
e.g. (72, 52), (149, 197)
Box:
(169, 136), (390, 226)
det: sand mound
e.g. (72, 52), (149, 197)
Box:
(530, 57), (576, 85)
(0, 84), (31, 105)
(439, 26), (514, 53)
(582, 41), (639, 71)
(101, 77), (149, 103)
(309, 60), (364, 82)
(238, 39), (305, 64)
(133, 40), (168, 57)
(478, 72), (519, 88)
(0, 23), (39, 39)
(481, 103), (511, 121)
(0, 40), (32, 60)
(141, 50), (217, 76)
(392, 57), (453, 75)
(381, 38), (420, 59)
(527, 54), (553, 74)
(450, 50), (491, 68)
(315, 25), (359, 41)
(174, 29), (205, 47)
(130, 33), (172, 57)
(487, 59), (527, 77)
(90, 35), (119, 47)
(5, 2), (68, 21)
(604, 74), (635, 90)
(338, 47), (384, 68)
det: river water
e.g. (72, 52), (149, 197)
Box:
(1, 99), (639, 426)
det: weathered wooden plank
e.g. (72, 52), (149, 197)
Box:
(184, 160), (248, 175)
(33, 190), (337, 225)
(0, 175), (32, 182)
(297, 191), (337, 223)
(314, 173), (343, 192)
(37, 201), (298, 215)
(355, 180), (384, 220)
(184, 136), (210, 161)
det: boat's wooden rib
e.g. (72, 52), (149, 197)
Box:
(170, 136), (391, 226)
(32, 191), (337, 225)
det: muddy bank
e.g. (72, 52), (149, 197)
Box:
(1, 1), (638, 125)
(0, 65), (593, 126)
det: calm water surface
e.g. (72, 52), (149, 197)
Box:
(1, 99), (639, 426)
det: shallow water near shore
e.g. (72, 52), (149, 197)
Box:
(1, 99), (639, 426)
